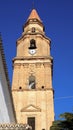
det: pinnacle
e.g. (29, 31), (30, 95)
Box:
(27, 9), (42, 22)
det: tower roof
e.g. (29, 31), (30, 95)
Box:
(27, 9), (42, 22)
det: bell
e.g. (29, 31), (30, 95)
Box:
(29, 39), (37, 49)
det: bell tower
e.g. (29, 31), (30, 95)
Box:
(12, 9), (54, 130)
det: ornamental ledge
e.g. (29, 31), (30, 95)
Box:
(0, 123), (31, 130)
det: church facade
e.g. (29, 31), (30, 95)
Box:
(12, 9), (54, 130)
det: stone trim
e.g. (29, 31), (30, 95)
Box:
(12, 88), (54, 91)
(16, 32), (51, 45)
(13, 56), (53, 62)
(21, 104), (41, 112)
(0, 124), (31, 130)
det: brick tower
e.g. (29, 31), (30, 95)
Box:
(12, 9), (54, 130)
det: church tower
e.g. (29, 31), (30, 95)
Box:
(12, 9), (54, 130)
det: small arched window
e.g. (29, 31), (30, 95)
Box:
(29, 75), (36, 89)
(31, 27), (36, 33)
(29, 39), (37, 49)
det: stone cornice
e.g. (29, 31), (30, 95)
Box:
(13, 56), (53, 62)
(16, 32), (51, 45)
(12, 88), (54, 92)
(21, 104), (41, 112)
(24, 18), (43, 29)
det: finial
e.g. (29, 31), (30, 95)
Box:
(32, 0), (35, 9)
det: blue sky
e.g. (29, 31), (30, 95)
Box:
(0, 0), (73, 120)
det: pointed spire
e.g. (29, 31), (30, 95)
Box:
(27, 9), (42, 22)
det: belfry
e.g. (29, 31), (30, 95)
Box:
(12, 9), (54, 130)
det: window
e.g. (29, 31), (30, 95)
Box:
(29, 39), (36, 49)
(29, 75), (36, 89)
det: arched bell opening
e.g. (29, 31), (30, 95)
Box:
(29, 39), (37, 49)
